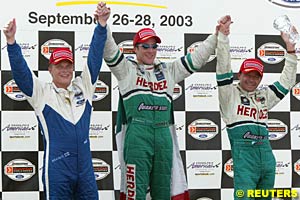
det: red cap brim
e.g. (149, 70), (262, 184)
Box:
(51, 58), (73, 65)
(243, 68), (263, 76)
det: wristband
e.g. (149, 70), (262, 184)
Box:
(287, 50), (296, 54)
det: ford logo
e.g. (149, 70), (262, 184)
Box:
(15, 175), (24, 179)
(269, 134), (277, 138)
(199, 134), (208, 138)
(268, 57), (276, 62)
(268, 0), (300, 8)
(15, 94), (24, 98)
(284, 0), (300, 2)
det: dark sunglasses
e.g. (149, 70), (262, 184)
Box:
(138, 43), (158, 49)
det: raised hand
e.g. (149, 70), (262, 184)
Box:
(94, 1), (111, 27)
(3, 18), (17, 45)
(281, 26), (297, 53)
(217, 15), (232, 36)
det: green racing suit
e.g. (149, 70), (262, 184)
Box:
(103, 26), (217, 200)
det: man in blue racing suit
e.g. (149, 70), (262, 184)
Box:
(3, 13), (107, 200)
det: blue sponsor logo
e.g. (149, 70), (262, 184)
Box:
(75, 44), (90, 51)
(15, 175), (24, 179)
(269, 0), (300, 8)
(269, 134), (277, 139)
(268, 57), (276, 62)
(15, 94), (25, 98)
(126, 55), (134, 60)
(76, 99), (85, 106)
(283, 0), (300, 3)
(155, 71), (165, 81)
(199, 134), (208, 138)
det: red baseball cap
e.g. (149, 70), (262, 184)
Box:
(133, 28), (161, 46)
(49, 48), (73, 65)
(239, 58), (264, 77)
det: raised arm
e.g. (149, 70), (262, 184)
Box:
(277, 27), (297, 90)
(97, 1), (130, 81)
(267, 27), (298, 109)
(3, 18), (34, 97)
(216, 15), (232, 75)
(215, 15), (235, 121)
(86, 1), (109, 85)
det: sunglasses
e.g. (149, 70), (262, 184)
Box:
(137, 43), (158, 49)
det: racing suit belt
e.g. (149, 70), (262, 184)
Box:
(232, 138), (270, 146)
(129, 117), (170, 128)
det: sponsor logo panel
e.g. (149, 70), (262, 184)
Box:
(257, 42), (285, 64)
(93, 158), (111, 181)
(188, 119), (218, 141)
(4, 159), (36, 181)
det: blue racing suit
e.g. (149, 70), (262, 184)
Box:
(6, 24), (107, 200)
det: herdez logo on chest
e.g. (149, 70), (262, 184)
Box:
(136, 76), (167, 91)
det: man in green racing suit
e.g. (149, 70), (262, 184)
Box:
(95, 2), (228, 200)
(216, 16), (297, 200)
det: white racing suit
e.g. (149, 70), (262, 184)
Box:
(103, 26), (217, 200)
(216, 32), (297, 200)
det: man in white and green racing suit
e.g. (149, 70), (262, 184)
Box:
(94, 2), (224, 200)
(216, 16), (297, 200)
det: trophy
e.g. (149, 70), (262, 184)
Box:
(273, 15), (299, 43)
